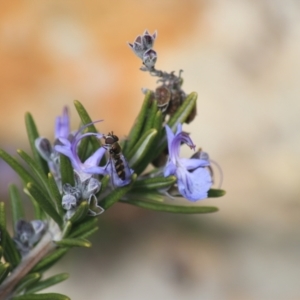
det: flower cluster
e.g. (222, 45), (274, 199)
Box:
(33, 31), (215, 221)
(38, 107), (212, 208)
(35, 108), (135, 220)
(33, 31), (217, 225)
(13, 220), (47, 255)
(62, 171), (103, 219)
(0, 29), (223, 300)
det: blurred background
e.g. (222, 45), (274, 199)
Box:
(1, 0), (300, 299)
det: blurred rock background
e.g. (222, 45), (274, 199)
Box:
(1, 0), (300, 299)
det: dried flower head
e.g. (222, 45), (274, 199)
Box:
(128, 30), (157, 60)
(14, 220), (47, 255)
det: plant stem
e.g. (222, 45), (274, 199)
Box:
(0, 231), (56, 300)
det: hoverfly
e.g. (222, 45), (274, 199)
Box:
(103, 132), (132, 187)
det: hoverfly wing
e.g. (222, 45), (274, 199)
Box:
(109, 153), (133, 187)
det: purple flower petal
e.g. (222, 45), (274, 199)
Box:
(164, 124), (212, 201)
(54, 144), (82, 171)
(55, 127), (105, 175)
(165, 125), (175, 155)
(179, 158), (210, 170)
(106, 154), (134, 187)
(55, 107), (70, 139)
(177, 168), (212, 201)
(84, 147), (106, 168)
(84, 166), (107, 176)
(164, 161), (176, 177)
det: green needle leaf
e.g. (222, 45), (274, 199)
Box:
(0, 149), (39, 186)
(101, 174), (137, 210)
(69, 218), (98, 238)
(26, 183), (62, 228)
(134, 112), (163, 175)
(128, 191), (164, 202)
(23, 191), (42, 220)
(60, 154), (74, 187)
(15, 272), (41, 293)
(76, 226), (98, 239)
(133, 176), (176, 190)
(127, 129), (157, 168)
(152, 110), (163, 132)
(17, 149), (50, 197)
(25, 273), (69, 294)
(207, 189), (226, 197)
(12, 293), (70, 300)
(31, 248), (68, 273)
(69, 201), (89, 224)
(0, 202), (21, 267)
(167, 92), (198, 130)
(142, 100), (158, 134)
(100, 175), (110, 193)
(73, 100), (98, 133)
(73, 100), (102, 153)
(1, 227), (21, 268)
(0, 263), (10, 284)
(62, 221), (72, 238)
(124, 90), (153, 155)
(55, 238), (91, 248)
(0, 202), (6, 248)
(25, 112), (49, 174)
(9, 185), (25, 234)
(121, 199), (219, 214)
(48, 173), (64, 216)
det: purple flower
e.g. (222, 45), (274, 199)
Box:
(35, 107), (72, 184)
(55, 123), (106, 177)
(55, 106), (70, 140)
(164, 124), (212, 201)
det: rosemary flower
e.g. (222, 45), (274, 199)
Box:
(164, 124), (212, 201)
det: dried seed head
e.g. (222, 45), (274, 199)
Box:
(143, 49), (157, 69)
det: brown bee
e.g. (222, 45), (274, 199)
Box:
(103, 132), (126, 180)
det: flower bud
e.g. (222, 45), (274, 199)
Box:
(82, 177), (101, 199)
(14, 219), (47, 255)
(62, 194), (77, 210)
(35, 137), (53, 161)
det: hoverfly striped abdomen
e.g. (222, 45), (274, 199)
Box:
(103, 132), (126, 181)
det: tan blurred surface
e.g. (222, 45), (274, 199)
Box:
(1, 1), (300, 299)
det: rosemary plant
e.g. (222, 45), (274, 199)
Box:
(0, 30), (225, 300)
